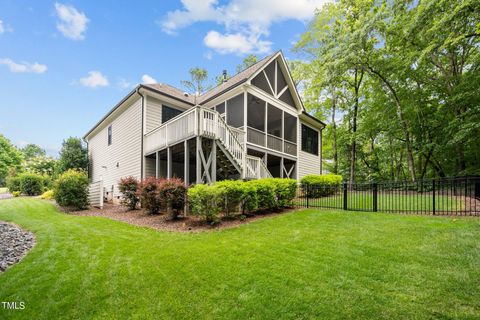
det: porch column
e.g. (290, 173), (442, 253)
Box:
(184, 140), (189, 185)
(196, 136), (202, 184)
(167, 147), (172, 179)
(211, 141), (216, 183)
(155, 151), (159, 178)
(280, 157), (284, 178)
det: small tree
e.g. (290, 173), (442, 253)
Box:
(58, 137), (88, 173)
(20, 144), (46, 160)
(0, 134), (23, 187)
(181, 67), (210, 95)
(118, 176), (140, 210)
(54, 170), (89, 210)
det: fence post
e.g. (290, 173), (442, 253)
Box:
(306, 185), (309, 208)
(373, 182), (378, 212)
(343, 183), (348, 210)
(432, 179), (436, 215)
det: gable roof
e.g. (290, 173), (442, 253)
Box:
(197, 51), (278, 104)
(143, 83), (196, 105)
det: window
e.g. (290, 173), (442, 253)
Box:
(162, 105), (182, 123)
(301, 124), (318, 155)
(108, 125), (112, 146)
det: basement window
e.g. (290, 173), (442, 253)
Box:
(108, 125), (112, 146)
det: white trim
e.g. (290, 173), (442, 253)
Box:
(276, 85), (289, 99)
(262, 70), (275, 95)
(247, 86), (298, 117)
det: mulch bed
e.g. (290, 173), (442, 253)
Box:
(69, 204), (296, 232)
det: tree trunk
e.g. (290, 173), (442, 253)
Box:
(366, 65), (416, 181)
(349, 69), (363, 185)
(331, 87), (338, 174)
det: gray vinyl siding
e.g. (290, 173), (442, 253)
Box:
(146, 97), (162, 133)
(88, 98), (142, 198)
(297, 120), (321, 180)
(145, 157), (156, 178)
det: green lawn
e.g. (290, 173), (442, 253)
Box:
(297, 193), (464, 212)
(0, 198), (479, 319)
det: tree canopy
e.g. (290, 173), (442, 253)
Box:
(0, 134), (23, 186)
(58, 137), (88, 173)
(294, 0), (480, 181)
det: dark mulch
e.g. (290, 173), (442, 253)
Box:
(68, 204), (296, 232)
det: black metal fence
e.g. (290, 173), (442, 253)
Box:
(295, 177), (480, 216)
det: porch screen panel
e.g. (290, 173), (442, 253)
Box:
(247, 94), (265, 131)
(284, 113), (297, 142)
(226, 94), (244, 128)
(267, 104), (282, 137)
(216, 102), (225, 115)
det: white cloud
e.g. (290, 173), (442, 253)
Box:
(0, 20), (4, 34)
(0, 58), (47, 73)
(55, 3), (89, 40)
(161, 0), (330, 54)
(79, 71), (109, 88)
(141, 74), (157, 84)
(204, 31), (271, 54)
(118, 78), (132, 89)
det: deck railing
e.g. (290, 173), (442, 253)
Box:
(144, 107), (271, 179)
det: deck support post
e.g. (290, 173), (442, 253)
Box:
(155, 151), (159, 178)
(196, 136), (202, 184)
(184, 140), (189, 185)
(280, 157), (284, 178)
(167, 147), (172, 179)
(211, 141), (216, 183)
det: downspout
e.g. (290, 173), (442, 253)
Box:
(137, 87), (145, 180)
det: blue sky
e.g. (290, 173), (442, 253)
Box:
(0, 0), (327, 156)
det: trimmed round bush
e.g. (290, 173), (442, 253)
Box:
(118, 176), (140, 210)
(137, 177), (162, 214)
(158, 178), (187, 219)
(19, 173), (44, 196)
(215, 180), (246, 217)
(6, 176), (21, 193)
(267, 178), (297, 208)
(188, 184), (222, 224)
(300, 174), (342, 197)
(54, 169), (89, 210)
(247, 179), (276, 211)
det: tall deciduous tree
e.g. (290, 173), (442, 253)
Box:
(58, 137), (88, 173)
(20, 143), (46, 160)
(181, 67), (210, 96)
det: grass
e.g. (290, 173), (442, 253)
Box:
(297, 193), (464, 212)
(0, 198), (479, 319)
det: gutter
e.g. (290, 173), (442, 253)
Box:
(301, 111), (327, 129)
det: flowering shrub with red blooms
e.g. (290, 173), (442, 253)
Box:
(118, 176), (140, 210)
(137, 176), (162, 214)
(158, 178), (187, 219)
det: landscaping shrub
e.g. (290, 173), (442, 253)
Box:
(41, 190), (54, 200)
(12, 191), (21, 197)
(239, 182), (258, 214)
(300, 174), (342, 197)
(215, 180), (245, 217)
(6, 176), (21, 193)
(18, 173), (44, 196)
(158, 178), (187, 219)
(267, 178), (297, 208)
(188, 184), (222, 224)
(247, 179), (276, 211)
(54, 169), (89, 210)
(118, 176), (140, 210)
(137, 177), (162, 214)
